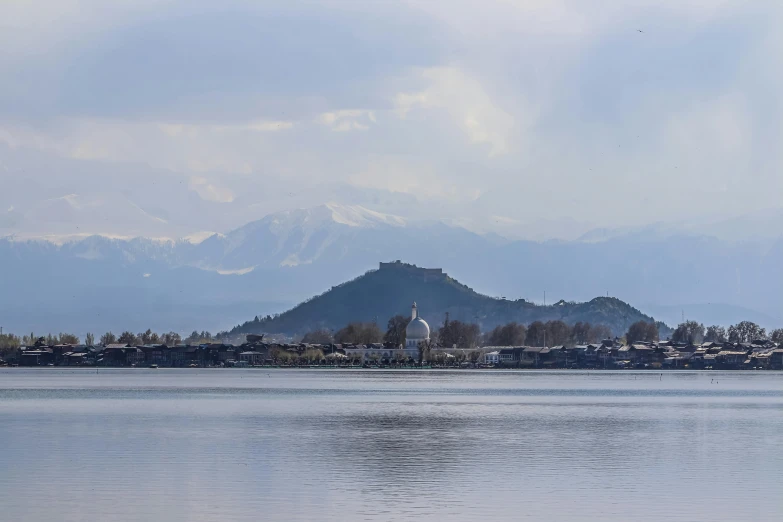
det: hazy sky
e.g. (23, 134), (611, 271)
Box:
(1, 0), (782, 238)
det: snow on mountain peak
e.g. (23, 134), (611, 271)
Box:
(323, 203), (406, 228)
(261, 203), (406, 233)
(212, 204), (408, 268)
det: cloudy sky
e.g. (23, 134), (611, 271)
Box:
(1, 0), (782, 238)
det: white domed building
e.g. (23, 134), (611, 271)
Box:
(342, 301), (431, 364)
(405, 302), (430, 348)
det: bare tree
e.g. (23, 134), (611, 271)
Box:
(118, 331), (138, 345)
(588, 324), (612, 343)
(137, 329), (161, 345)
(438, 319), (480, 348)
(545, 320), (570, 346)
(162, 332), (182, 346)
(302, 329), (334, 344)
(570, 322), (591, 344)
(671, 321), (705, 345)
(303, 348), (324, 363)
(334, 323), (383, 344)
(704, 325), (727, 343)
(526, 321), (546, 347)
(57, 333), (79, 345)
(625, 321), (658, 345)
(487, 322), (526, 346)
(417, 339), (432, 365)
(0, 333), (21, 358)
(728, 321), (766, 343)
(384, 315), (410, 346)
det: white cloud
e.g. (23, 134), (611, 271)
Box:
(2, 0), (783, 238)
(0, 116), (295, 175)
(188, 176), (235, 203)
(666, 95), (750, 155)
(395, 67), (520, 157)
(160, 120), (293, 136)
(346, 156), (481, 201)
(662, 94), (753, 194)
(317, 110), (376, 132)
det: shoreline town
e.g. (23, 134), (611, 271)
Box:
(3, 302), (782, 370)
(4, 337), (782, 371)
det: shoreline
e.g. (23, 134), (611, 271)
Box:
(3, 366), (781, 373)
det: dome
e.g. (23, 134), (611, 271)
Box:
(406, 317), (430, 340)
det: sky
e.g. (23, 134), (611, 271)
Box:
(1, 0), (782, 239)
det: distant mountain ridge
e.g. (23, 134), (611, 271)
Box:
(228, 262), (664, 337)
(1, 203), (781, 336)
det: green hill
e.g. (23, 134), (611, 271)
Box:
(229, 261), (664, 337)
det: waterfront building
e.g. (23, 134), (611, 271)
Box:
(239, 351), (263, 365)
(483, 351), (500, 364)
(341, 301), (428, 363)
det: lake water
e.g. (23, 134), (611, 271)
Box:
(0, 369), (781, 521)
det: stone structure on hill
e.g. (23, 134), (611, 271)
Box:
(378, 261), (443, 278)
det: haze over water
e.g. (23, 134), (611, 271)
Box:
(1, 369), (781, 521)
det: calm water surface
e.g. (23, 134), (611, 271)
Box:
(1, 369), (781, 521)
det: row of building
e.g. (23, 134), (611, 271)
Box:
(5, 337), (783, 370)
(3, 304), (781, 370)
(481, 339), (783, 370)
(7, 341), (266, 368)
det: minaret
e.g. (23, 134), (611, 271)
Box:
(411, 302), (418, 320)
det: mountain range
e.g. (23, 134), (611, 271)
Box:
(1, 203), (782, 337)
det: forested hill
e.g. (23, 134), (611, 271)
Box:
(229, 262), (664, 337)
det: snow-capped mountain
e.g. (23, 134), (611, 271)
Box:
(181, 204), (416, 271)
(2, 203), (417, 268)
(2, 203), (783, 336)
(0, 203), (490, 335)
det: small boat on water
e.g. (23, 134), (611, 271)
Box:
(149, 364), (159, 369)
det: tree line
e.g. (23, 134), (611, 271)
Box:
(297, 316), (615, 349)
(300, 316), (783, 350)
(98, 330), (220, 346)
(2, 318), (780, 362)
(1, 332), (81, 358)
(0, 329), (220, 358)
(625, 319), (783, 345)
(497, 321), (613, 347)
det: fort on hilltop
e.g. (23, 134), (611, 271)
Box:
(378, 261), (444, 278)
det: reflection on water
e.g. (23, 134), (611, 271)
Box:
(0, 369), (781, 521)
